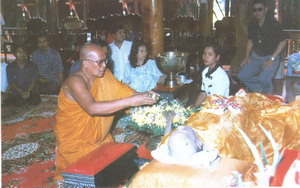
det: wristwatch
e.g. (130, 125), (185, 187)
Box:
(271, 56), (275, 61)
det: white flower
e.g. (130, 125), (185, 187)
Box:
(128, 99), (195, 135)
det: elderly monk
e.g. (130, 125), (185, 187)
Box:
(54, 43), (157, 180)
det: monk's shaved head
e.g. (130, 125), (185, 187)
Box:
(80, 43), (105, 60)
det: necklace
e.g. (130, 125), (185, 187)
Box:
(258, 29), (262, 43)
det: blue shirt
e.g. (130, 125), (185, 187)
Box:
(32, 48), (63, 85)
(1, 63), (8, 92)
(69, 59), (82, 75)
(124, 59), (163, 92)
(6, 61), (39, 95)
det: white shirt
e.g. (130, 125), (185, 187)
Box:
(109, 40), (132, 81)
(201, 66), (230, 97)
(0, 13), (5, 35)
(1, 63), (8, 92)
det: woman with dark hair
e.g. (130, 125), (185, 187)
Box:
(194, 43), (230, 107)
(124, 40), (165, 92)
(2, 44), (40, 106)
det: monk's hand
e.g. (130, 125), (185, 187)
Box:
(262, 59), (274, 70)
(146, 91), (160, 102)
(131, 92), (157, 106)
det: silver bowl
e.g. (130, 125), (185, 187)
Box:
(155, 52), (189, 88)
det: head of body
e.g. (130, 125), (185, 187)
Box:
(202, 43), (221, 70)
(14, 44), (29, 66)
(79, 43), (108, 79)
(36, 34), (50, 53)
(252, 0), (269, 25)
(110, 24), (126, 48)
(129, 40), (149, 68)
(167, 126), (204, 161)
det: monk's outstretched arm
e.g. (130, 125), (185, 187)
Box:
(65, 76), (156, 116)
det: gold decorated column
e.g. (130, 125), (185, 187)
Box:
(141, 0), (164, 58)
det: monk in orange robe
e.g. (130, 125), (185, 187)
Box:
(54, 43), (157, 180)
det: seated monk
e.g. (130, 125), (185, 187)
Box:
(54, 43), (157, 180)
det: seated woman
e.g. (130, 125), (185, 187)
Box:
(194, 43), (230, 107)
(2, 44), (40, 107)
(124, 40), (165, 92)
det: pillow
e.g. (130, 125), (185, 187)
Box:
(129, 158), (252, 188)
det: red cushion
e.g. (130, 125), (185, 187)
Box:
(64, 142), (135, 176)
(270, 149), (300, 186)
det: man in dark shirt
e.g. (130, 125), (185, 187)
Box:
(3, 45), (40, 106)
(238, 0), (287, 94)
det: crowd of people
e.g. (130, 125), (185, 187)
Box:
(0, 0), (287, 183)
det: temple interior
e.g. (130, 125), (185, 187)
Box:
(1, 0), (300, 187)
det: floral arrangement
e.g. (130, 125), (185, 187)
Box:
(120, 99), (196, 136)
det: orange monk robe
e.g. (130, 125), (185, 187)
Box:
(54, 70), (135, 180)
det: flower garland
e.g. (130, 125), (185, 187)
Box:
(120, 99), (195, 136)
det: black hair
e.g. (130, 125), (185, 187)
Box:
(36, 33), (48, 42)
(13, 44), (28, 55)
(203, 42), (222, 56)
(109, 24), (125, 35)
(252, 0), (268, 7)
(129, 40), (149, 68)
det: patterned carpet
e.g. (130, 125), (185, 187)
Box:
(2, 96), (58, 187)
(1, 95), (149, 187)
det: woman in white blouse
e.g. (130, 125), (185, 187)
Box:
(124, 40), (165, 92)
(194, 43), (230, 107)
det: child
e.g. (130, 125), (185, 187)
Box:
(194, 43), (230, 107)
(124, 40), (165, 92)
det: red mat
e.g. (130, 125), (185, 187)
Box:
(2, 114), (57, 187)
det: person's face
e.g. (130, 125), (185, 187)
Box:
(84, 49), (107, 78)
(15, 47), (27, 62)
(137, 45), (147, 63)
(252, 3), (268, 21)
(37, 37), (49, 51)
(202, 46), (219, 68)
(113, 29), (126, 43)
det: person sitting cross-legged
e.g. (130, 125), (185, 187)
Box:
(32, 34), (64, 95)
(2, 45), (40, 107)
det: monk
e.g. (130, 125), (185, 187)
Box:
(54, 43), (157, 180)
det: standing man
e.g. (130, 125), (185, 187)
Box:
(54, 43), (157, 180)
(32, 34), (64, 94)
(109, 24), (132, 82)
(238, 0), (287, 94)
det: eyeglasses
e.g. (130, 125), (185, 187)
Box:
(84, 58), (108, 66)
(252, 8), (264, 12)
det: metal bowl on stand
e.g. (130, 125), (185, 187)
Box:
(155, 51), (189, 88)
